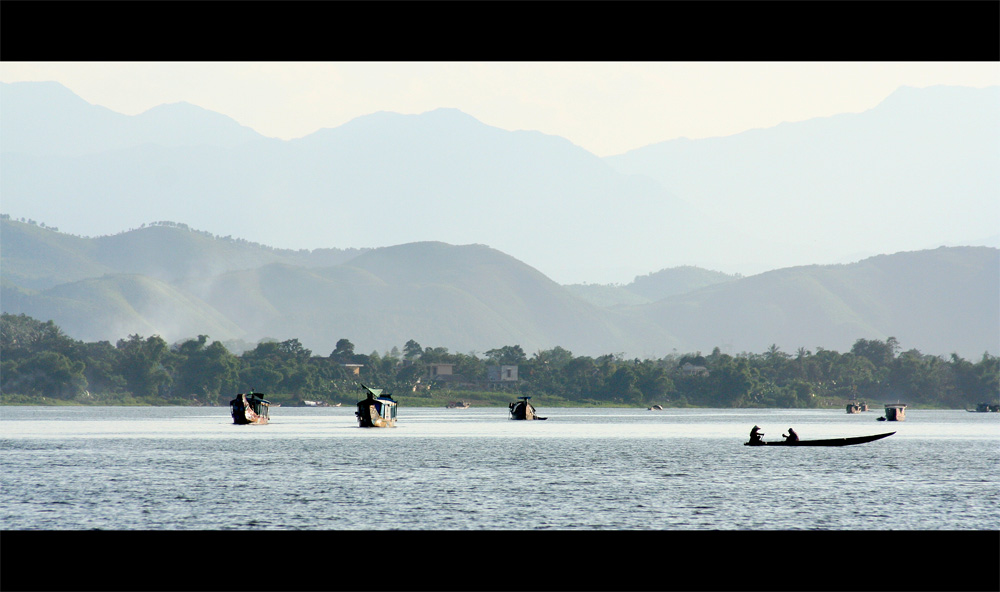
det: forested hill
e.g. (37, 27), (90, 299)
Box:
(0, 218), (367, 291)
(1, 217), (997, 360)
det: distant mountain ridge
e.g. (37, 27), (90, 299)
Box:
(605, 84), (1000, 272)
(2, 218), (996, 360)
(0, 81), (701, 284)
(5, 81), (994, 284)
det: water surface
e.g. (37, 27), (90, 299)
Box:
(2, 406), (997, 530)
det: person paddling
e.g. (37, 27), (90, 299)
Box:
(783, 427), (799, 442)
(749, 425), (764, 444)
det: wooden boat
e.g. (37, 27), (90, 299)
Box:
(509, 396), (546, 420)
(745, 431), (895, 447)
(230, 392), (271, 425)
(846, 400), (869, 413)
(968, 402), (1000, 412)
(355, 384), (397, 427)
(884, 403), (906, 421)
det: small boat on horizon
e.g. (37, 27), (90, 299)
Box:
(509, 396), (546, 420)
(355, 384), (397, 428)
(446, 400), (471, 409)
(230, 392), (271, 425)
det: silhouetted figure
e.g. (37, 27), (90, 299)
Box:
(783, 427), (799, 442)
(749, 425), (764, 444)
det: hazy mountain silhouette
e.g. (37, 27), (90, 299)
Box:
(566, 266), (739, 307)
(1, 81), (715, 284)
(0, 81), (266, 155)
(3, 82), (996, 285)
(605, 85), (1000, 273)
(620, 246), (999, 359)
(2, 219), (995, 359)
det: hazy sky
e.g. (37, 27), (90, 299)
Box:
(2, 62), (998, 157)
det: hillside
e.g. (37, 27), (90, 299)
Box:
(624, 246), (999, 358)
(0, 218), (366, 290)
(1, 219), (996, 359)
(179, 241), (663, 356)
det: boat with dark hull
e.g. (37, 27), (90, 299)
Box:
(745, 431), (895, 447)
(509, 396), (546, 420)
(846, 400), (869, 413)
(968, 402), (1000, 412)
(355, 384), (397, 428)
(230, 392), (271, 425)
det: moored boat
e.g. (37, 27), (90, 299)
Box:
(883, 403), (907, 421)
(745, 431), (895, 447)
(846, 400), (869, 413)
(968, 402), (1000, 412)
(230, 392), (271, 425)
(355, 384), (397, 427)
(509, 396), (546, 420)
(446, 400), (471, 409)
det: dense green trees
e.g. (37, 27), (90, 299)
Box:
(1, 313), (997, 408)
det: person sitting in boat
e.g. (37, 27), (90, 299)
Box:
(783, 427), (799, 442)
(749, 425), (764, 444)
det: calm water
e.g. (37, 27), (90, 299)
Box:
(1, 406), (998, 530)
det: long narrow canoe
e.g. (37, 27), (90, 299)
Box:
(745, 431), (895, 447)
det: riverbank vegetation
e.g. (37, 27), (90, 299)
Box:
(2, 313), (996, 409)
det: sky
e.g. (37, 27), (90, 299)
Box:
(2, 62), (998, 157)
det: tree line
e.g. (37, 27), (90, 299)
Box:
(1, 313), (996, 408)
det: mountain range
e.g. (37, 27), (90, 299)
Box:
(2, 81), (997, 285)
(2, 218), (996, 360)
(1, 81), (997, 359)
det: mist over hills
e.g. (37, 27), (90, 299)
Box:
(1, 218), (996, 360)
(1, 81), (997, 359)
(605, 85), (1000, 271)
(1, 81), (702, 284)
(5, 81), (996, 284)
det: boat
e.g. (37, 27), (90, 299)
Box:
(355, 384), (397, 427)
(883, 403), (907, 421)
(509, 396), (546, 420)
(745, 431), (895, 447)
(230, 392), (271, 425)
(446, 400), (471, 409)
(968, 402), (1000, 412)
(648, 404), (664, 411)
(846, 400), (869, 413)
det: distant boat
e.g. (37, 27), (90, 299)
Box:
(509, 396), (546, 420)
(303, 400), (330, 407)
(230, 392), (271, 425)
(968, 402), (1000, 412)
(745, 431), (895, 447)
(846, 400), (869, 413)
(648, 404), (664, 411)
(446, 400), (471, 409)
(355, 384), (397, 428)
(883, 403), (907, 421)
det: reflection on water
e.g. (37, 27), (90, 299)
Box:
(1, 407), (997, 530)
